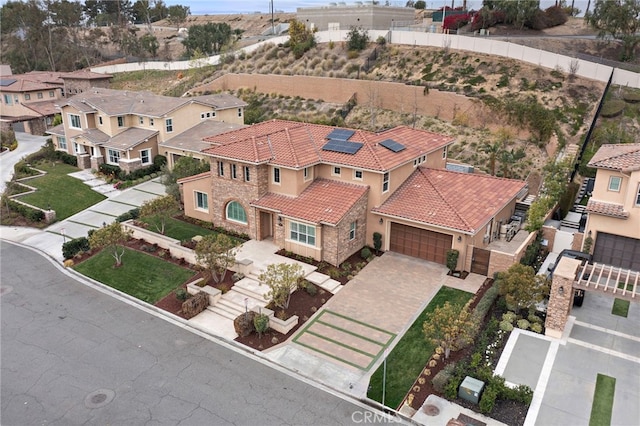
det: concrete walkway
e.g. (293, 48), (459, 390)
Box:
(267, 252), (485, 398)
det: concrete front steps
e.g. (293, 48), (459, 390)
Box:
(207, 277), (270, 320)
(305, 271), (342, 294)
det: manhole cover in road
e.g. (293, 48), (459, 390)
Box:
(84, 389), (114, 409)
(423, 404), (440, 416)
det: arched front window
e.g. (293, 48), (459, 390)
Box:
(226, 201), (247, 224)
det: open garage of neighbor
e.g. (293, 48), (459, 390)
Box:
(389, 222), (452, 264)
(593, 232), (640, 271)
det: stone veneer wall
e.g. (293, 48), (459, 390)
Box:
(321, 192), (369, 266)
(541, 225), (557, 254)
(571, 232), (584, 251)
(545, 257), (581, 338)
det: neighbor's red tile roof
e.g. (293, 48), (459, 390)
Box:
(202, 119), (453, 171)
(373, 167), (527, 233)
(251, 178), (368, 225)
(586, 200), (629, 219)
(588, 143), (640, 172)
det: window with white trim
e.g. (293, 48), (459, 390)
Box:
(107, 149), (120, 165)
(273, 167), (281, 184)
(442, 147), (447, 159)
(304, 167), (311, 181)
(139, 116), (144, 125)
(49, 91), (54, 97)
(636, 184), (640, 206)
(149, 118), (154, 126)
(354, 170), (363, 180)
(333, 166), (341, 176)
(290, 221), (316, 246)
(24, 94), (31, 100)
(69, 113), (81, 129)
(58, 136), (67, 150)
(165, 118), (173, 133)
(244, 166), (250, 182)
(218, 161), (224, 176)
(73, 142), (85, 154)
(231, 164), (237, 179)
(382, 172), (390, 192)
(98, 116), (103, 125)
(195, 191), (208, 211)
(237, 107), (242, 117)
(349, 221), (356, 240)
(37, 92), (43, 99)
(3, 94), (12, 105)
(140, 148), (151, 165)
(608, 176), (622, 192)
(117, 116), (124, 127)
(226, 201), (247, 223)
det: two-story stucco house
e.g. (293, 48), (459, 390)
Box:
(179, 119), (527, 269)
(0, 68), (112, 135)
(584, 143), (640, 271)
(48, 88), (246, 173)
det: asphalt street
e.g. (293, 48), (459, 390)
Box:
(0, 241), (389, 425)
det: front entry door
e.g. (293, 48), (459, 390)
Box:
(260, 211), (272, 240)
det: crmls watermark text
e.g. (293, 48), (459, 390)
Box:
(351, 411), (402, 424)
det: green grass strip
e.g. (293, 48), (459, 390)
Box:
(74, 247), (195, 304)
(611, 299), (630, 318)
(367, 286), (473, 409)
(304, 330), (377, 358)
(589, 374), (616, 426)
(294, 340), (368, 370)
(316, 319), (390, 346)
(320, 310), (396, 336)
(139, 216), (223, 242)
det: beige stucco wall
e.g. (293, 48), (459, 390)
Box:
(182, 174), (214, 223)
(297, 5), (415, 31)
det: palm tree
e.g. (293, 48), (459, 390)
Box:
(499, 148), (526, 178)
(479, 141), (502, 176)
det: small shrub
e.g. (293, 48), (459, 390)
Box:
(502, 311), (517, 324)
(600, 100), (625, 118)
(175, 288), (189, 301)
(360, 247), (372, 260)
(62, 237), (90, 259)
(428, 359), (437, 368)
(63, 259), (74, 268)
(479, 384), (498, 414)
(253, 313), (270, 337)
(517, 319), (530, 330)
(528, 313), (542, 323)
(499, 320), (514, 332)
(305, 283), (318, 296)
(530, 323), (543, 334)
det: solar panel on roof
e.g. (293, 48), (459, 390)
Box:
(322, 140), (363, 154)
(326, 128), (355, 141)
(379, 139), (406, 153)
(0, 79), (17, 86)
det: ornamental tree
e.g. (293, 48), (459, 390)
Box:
(195, 234), (238, 284)
(139, 195), (179, 235)
(88, 222), (132, 267)
(496, 263), (549, 313)
(423, 301), (476, 359)
(259, 263), (305, 310)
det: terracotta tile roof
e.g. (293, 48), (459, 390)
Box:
(160, 121), (247, 154)
(177, 171), (211, 184)
(588, 143), (640, 172)
(23, 100), (58, 116)
(251, 178), (368, 225)
(63, 88), (245, 117)
(373, 167), (527, 233)
(586, 200), (629, 219)
(101, 128), (158, 151)
(202, 119), (453, 171)
(59, 70), (113, 80)
(0, 76), (59, 92)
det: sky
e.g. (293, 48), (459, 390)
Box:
(163, 0), (594, 16)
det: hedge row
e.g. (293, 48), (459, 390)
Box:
(3, 197), (45, 222)
(62, 237), (90, 260)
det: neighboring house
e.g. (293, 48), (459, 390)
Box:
(179, 119), (528, 269)
(584, 143), (640, 271)
(49, 88), (246, 173)
(297, 3), (416, 31)
(0, 68), (112, 135)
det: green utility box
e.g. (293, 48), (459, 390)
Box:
(458, 376), (485, 404)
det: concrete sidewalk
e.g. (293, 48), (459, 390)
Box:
(0, 132), (48, 193)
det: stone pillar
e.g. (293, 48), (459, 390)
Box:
(44, 209), (56, 224)
(77, 153), (91, 169)
(91, 156), (104, 170)
(545, 257), (581, 339)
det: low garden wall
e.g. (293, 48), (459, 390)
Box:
(121, 220), (198, 264)
(251, 305), (298, 335)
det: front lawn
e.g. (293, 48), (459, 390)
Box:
(74, 248), (195, 304)
(367, 286), (474, 408)
(139, 216), (220, 241)
(589, 374), (616, 426)
(16, 162), (106, 220)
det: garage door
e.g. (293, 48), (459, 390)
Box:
(390, 223), (452, 264)
(593, 232), (640, 271)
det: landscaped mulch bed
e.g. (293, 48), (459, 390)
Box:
(276, 248), (378, 285)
